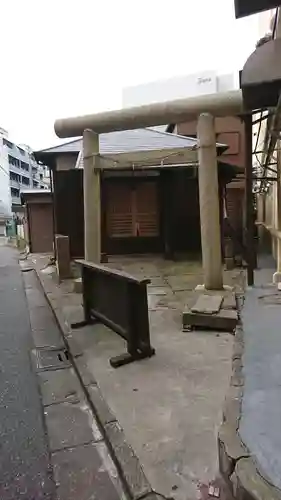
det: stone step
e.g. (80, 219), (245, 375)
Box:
(183, 308), (238, 333)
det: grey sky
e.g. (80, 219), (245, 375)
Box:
(1, 0), (261, 150)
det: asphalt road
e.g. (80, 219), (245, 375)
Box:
(0, 244), (56, 499)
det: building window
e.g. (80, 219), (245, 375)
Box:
(3, 138), (13, 149)
(39, 173), (43, 180)
(33, 181), (38, 187)
(9, 172), (20, 182)
(21, 161), (29, 171)
(8, 155), (20, 168)
(10, 187), (20, 197)
(21, 176), (30, 186)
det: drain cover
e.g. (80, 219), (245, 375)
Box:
(32, 348), (71, 371)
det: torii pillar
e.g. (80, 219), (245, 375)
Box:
(83, 129), (101, 263)
(197, 113), (223, 290)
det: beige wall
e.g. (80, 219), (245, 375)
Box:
(256, 9), (281, 264)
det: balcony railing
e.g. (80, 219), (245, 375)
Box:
(10, 179), (20, 189)
(11, 196), (21, 205)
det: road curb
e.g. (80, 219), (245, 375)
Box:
(218, 302), (281, 500)
(35, 267), (157, 500)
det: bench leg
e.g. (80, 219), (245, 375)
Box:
(110, 347), (155, 369)
(71, 317), (100, 329)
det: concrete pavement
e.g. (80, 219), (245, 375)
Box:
(0, 245), (55, 499)
(32, 253), (245, 500)
(218, 254), (281, 500)
(0, 243), (127, 500)
(239, 256), (281, 492)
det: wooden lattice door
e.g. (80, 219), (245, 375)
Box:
(106, 181), (159, 239)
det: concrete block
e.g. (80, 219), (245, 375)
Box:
(88, 385), (116, 426)
(67, 336), (83, 358)
(232, 338), (244, 361)
(218, 423), (249, 483)
(273, 271), (281, 284)
(235, 325), (244, 343)
(225, 257), (235, 270)
(231, 457), (281, 500)
(222, 293), (237, 310)
(231, 358), (244, 387)
(183, 308), (238, 332)
(73, 277), (83, 294)
(104, 421), (152, 500)
(75, 357), (97, 386)
(222, 386), (243, 430)
(55, 234), (71, 280)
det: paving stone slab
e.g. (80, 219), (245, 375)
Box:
(25, 287), (48, 307)
(52, 442), (123, 500)
(22, 269), (39, 289)
(31, 325), (64, 349)
(45, 401), (102, 451)
(29, 305), (58, 331)
(38, 368), (83, 406)
(191, 294), (223, 314)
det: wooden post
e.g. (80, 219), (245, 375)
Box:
(83, 129), (101, 262)
(244, 114), (254, 286)
(197, 113), (223, 290)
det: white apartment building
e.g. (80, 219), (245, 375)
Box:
(122, 71), (239, 132)
(122, 71), (238, 107)
(0, 127), (50, 217)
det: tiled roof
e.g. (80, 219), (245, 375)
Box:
(37, 128), (198, 156)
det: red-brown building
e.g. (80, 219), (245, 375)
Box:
(21, 190), (53, 253)
(173, 116), (245, 251)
